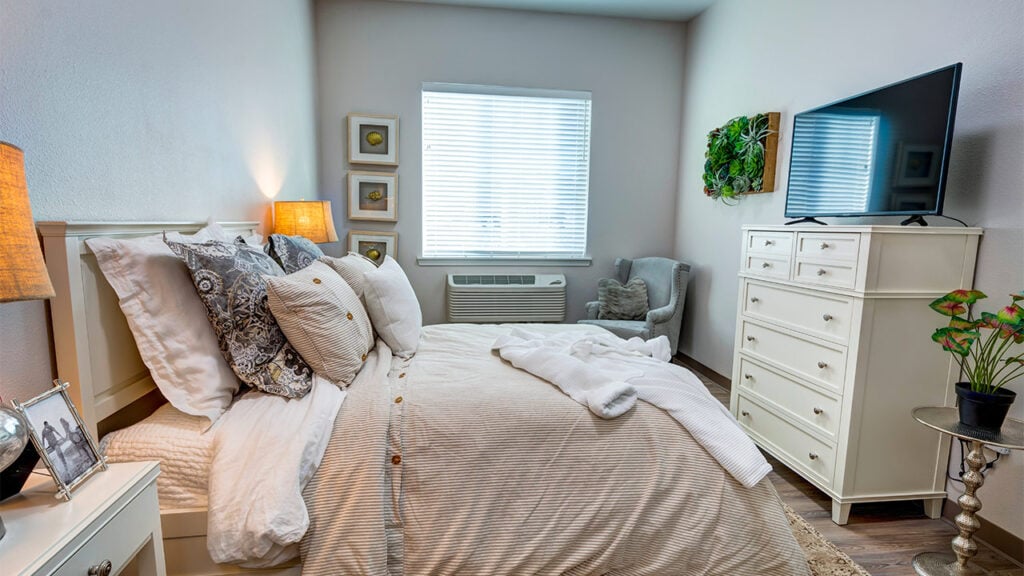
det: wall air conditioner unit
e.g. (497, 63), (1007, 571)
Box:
(446, 274), (566, 323)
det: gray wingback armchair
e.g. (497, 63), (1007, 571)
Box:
(578, 257), (690, 352)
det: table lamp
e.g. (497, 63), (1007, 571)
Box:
(0, 141), (56, 540)
(272, 200), (339, 243)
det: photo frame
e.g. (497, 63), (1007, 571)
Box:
(13, 380), (106, 500)
(348, 171), (398, 222)
(348, 230), (397, 266)
(894, 143), (941, 187)
(348, 114), (399, 166)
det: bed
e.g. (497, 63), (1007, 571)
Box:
(39, 221), (810, 576)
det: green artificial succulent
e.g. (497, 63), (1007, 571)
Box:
(703, 114), (772, 204)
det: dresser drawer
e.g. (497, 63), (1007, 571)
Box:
(737, 356), (841, 439)
(744, 254), (791, 280)
(796, 232), (860, 262)
(736, 395), (836, 487)
(795, 259), (857, 289)
(740, 321), (847, 393)
(746, 231), (794, 258)
(743, 281), (854, 343)
(55, 481), (160, 576)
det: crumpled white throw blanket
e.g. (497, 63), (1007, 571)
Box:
(492, 328), (771, 488)
(205, 343), (391, 566)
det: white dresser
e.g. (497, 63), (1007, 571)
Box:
(729, 225), (982, 524)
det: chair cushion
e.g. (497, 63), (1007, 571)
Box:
(597, 277), (649, 320)
(577, 319), (649, 341)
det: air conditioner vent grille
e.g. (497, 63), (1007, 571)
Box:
(446, 273), (566, 323)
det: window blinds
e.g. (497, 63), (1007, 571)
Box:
(421, 83), (592, 259)
(787, 112), (880, 214)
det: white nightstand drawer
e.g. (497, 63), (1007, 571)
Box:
(746, 231), (794, 258)
(744, 254), (791, 280)
(736, 356), (841, 439)
(796, 232), (860, 262)
(740, 321), (847, 393)
(55, 481), (160, 575)
(743, 281), (854, 343)
(795, 259), (857, 289)
(736, 395), (836, 488)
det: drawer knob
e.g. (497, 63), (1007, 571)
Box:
(744, 373), (753, 380)
(808, 452), (819, 461)
(813, 406), (824, 415)
(746, 336), (756, 342)
(816, 268), (828, 276)
(750, 296), (759, 303)
(761, 262), (772, 269)
(89, 560), (113, 576)
(764, 239), (774, 246)
(817, 361), (828, 369)
(822, 313), (833, 322)
(820, 242), (830, 249)
(741, 410), (750, 417)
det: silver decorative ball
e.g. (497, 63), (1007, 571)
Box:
(0, 406), (28, 471)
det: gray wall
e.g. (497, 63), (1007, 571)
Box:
(675, 0), (1023, 537)
(0, 0), (318, 402)
(315, 0), (685, 325)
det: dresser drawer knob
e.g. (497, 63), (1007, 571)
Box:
(817, 361), (828, 369)
(813, 406), (824, 415)
(750, 296), (759, 303)
(820, 242), (830, 249)
(816, 268), (828, 276)
(89, 560), (113, 576)
(761, 262), (772, 269)
(808, 452), (819, 461)
(741, 410), (750, 417)
(764, 239), (774, 246)
(744, 373), (753, 380)
(746, 336), (756, 342)
(822, 313), (833, 322)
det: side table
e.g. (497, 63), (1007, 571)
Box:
(911, 406), (1024, 576)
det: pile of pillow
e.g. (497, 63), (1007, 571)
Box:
(87, 223), (422, 428)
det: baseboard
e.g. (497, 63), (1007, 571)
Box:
(942, 499), (1023, 564)
(674, 353), (731, 390)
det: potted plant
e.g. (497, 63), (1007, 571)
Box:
(930, 289), (1023, 431)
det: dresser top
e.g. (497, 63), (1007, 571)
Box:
(742, 224), (983, 235)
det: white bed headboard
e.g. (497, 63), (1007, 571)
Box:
(38, 221), (260, 437)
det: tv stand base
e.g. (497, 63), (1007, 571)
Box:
(784, 217), (827, 226)
(900, 215), (929, 226)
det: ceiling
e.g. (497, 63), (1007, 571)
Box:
(381, 0), (716, 21)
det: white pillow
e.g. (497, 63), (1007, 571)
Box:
(318, 252), (378, 298)
(264, 261), (374, 386)
(362, 256), (422, 358)
(86, 225), (240, 425)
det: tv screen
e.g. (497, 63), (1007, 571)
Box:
(785, 63), (962, 219)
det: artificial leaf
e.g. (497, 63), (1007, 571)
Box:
(931, 327), (978, 356)
(947, 317), (980, 330)
(997, 305), (1023, 325)
(929, 296), (966, 317)
(1010, 291), (1023, 302)
(944, 289), (986, 304)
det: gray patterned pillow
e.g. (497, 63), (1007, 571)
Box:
(597, 277), (650, 320)
(166, 238), (314, 398)
(264, 234), (325, 273)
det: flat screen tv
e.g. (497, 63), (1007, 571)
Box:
(784, 63), (962, 225)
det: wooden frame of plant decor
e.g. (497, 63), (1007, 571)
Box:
(746, 112), (781, 195)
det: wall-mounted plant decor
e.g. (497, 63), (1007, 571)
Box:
(703, 112), (780, 204)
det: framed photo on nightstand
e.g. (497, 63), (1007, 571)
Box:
(13, 380), (106, 500)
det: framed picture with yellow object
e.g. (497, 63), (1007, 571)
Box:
(348, 171), (397, 222)
(348, 230), (397, 266)
(348, 114), (399, 166)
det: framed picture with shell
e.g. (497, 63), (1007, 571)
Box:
(348, 171), (397, 222)
(348, 114), (399, 166)
(348, 230), (397, 266)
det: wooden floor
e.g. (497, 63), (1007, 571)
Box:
(686, 366), (1023, 575)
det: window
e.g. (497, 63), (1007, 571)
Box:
(421, 83), (592, 260)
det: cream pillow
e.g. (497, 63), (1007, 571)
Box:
(362, 256), (422, 358)
(318, 252), (378, 298)
(265, 261), (374, 386)
(86, 224), (240, 425)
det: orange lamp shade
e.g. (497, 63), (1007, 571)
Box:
(273, 200), (339, 244)
(0, 142), (55, 302)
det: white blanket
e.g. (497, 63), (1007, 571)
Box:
(205, 343), (392, 566)
(492, 328), (771, 488)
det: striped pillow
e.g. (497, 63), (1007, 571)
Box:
(265, 261), (374, 386)
(318, 252), (378, 298)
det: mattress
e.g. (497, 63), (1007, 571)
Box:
(100, 402), (212, 509)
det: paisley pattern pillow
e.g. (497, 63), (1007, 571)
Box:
(166, 238), (314, 398)
(264, 234), (325, 274)
(597, 277), (650, 321)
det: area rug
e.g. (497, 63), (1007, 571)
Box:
(785, 503), (873, 576)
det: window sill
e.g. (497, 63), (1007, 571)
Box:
(417, 256), (592, 267)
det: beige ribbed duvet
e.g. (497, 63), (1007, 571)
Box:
(301, 324), (809, 576)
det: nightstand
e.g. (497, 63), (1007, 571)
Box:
(0, 461), (165, 576)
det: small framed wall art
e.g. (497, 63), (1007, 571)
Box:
(13, 380), (106, 500)
(348, 171), (398, 222)
(348, 230), (397, 266)
(348, 114), (399, 166)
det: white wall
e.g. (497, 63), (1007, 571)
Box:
(315, 0), (685, 325)
(675, 0), (1023, 537)
(0, 0), (318, 402)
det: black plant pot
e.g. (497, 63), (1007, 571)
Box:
(955, 383), (1017, 432)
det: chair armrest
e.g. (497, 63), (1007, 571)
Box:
(646, 302), (676, 325)
(585, 301), (600, 319)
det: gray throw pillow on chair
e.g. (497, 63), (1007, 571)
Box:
(597, 277), (649, 320)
